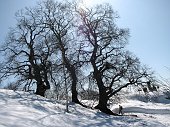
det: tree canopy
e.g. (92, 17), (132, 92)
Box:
(0, 0), (157, 115)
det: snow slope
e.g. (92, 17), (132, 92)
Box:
(0, 89), (169, 127)
(111, 99), (170, 127)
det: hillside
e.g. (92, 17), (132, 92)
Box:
(0, 89), (169, 127)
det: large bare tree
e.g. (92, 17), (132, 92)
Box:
(0, 6), (54, 96)
(76, 4), (155, 115)
(35, 0), (85, 105)
(0, 0), (157, 115)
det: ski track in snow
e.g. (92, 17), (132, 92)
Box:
(0, 89), (169, 127)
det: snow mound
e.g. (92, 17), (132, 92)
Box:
(0, 89), (168, 127)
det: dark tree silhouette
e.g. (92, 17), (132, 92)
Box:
(0, 0), (157, 115)
(0, 7), (54, 96)
(34, 0), (85, 105)
(76, 4), (155, 115)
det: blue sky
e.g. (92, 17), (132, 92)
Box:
(109, 0), (170, 79)
(0, 0), (170, 79)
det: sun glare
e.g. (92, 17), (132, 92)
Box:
(78, 0), (92, 10)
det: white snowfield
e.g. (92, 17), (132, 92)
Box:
(0, 89), (170, 127)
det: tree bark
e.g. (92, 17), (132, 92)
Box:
(60, 45), (81, 105)
(90, 45), (117, 115)
(34, 65), (50, 97)
(70, 69), (79, 103)
(35, 80), (45, 97)
(65, 63), (83, 105)
(93, 72), (117, 115)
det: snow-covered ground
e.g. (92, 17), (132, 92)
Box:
(111, 98), (170, 127)
(0, 89), (170, 127)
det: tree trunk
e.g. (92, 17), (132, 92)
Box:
(58, 35), (82, 106)
(71, 75), (79, 103)
(68, 65), (84, 105)
(91, 53), (117, 115)
(34, 65), (50, 97)
(35, 81), (46, 97)
(65, 63), (87, 107)
(93, 74), (117, 115)
(95, 90), (117, 115)
(63, 55), (81, 105)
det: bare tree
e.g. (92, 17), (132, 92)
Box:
(0, 0), (158, 115)
(76, 4), (155, 115)
(35, 0), (86, 105)
(0, 6), (54, 96)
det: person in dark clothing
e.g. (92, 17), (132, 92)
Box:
(119, 105), (123, 115)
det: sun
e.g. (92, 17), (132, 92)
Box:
(82, 0), (92, 7)
(77, 0), (92, 10)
